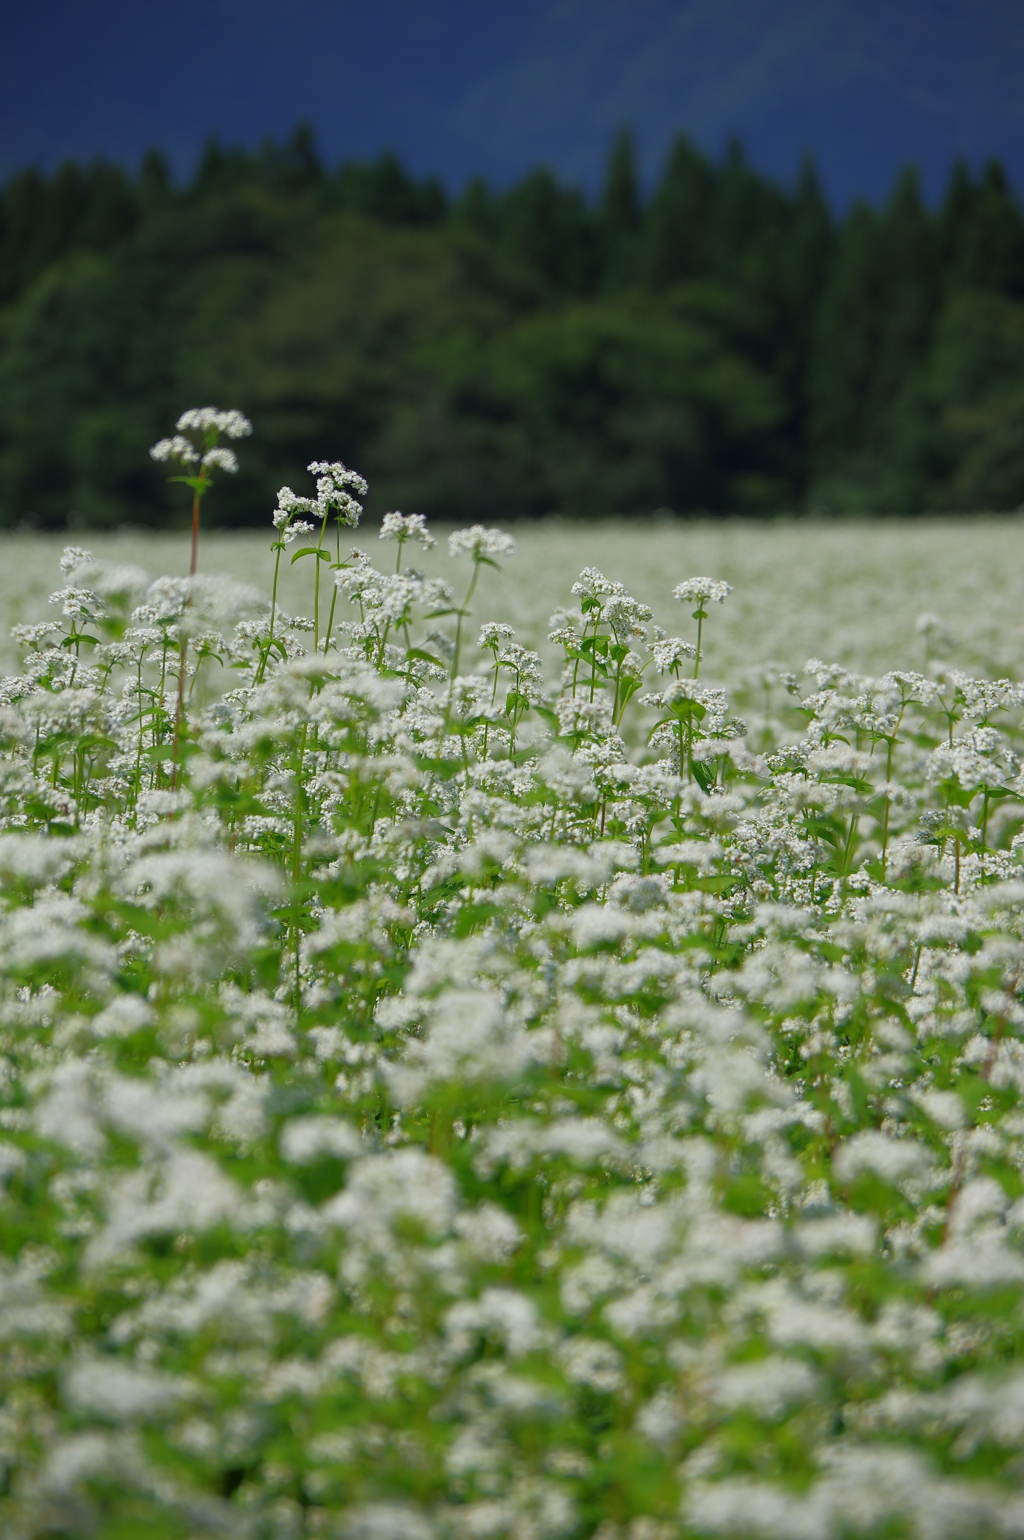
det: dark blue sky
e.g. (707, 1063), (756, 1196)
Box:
(3, 0), (1024, 205)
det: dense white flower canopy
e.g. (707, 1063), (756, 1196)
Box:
(1, 430), (1024, 1535)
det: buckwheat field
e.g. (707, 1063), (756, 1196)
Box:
(4, 410), (1024, 1540)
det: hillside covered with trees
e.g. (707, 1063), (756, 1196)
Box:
(2, 126), (1024, 527)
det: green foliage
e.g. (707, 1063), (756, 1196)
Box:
(4, 131), (1024, 526)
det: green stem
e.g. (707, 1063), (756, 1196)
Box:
(482, 653), (500, 760)
(313, 512), (329, 651)
(448, 561), (481, 711)
(910, 944), (922, 991)
(323, 584), (340, 655)
(291, 719), (309, 1015)
(880, 737), (895, 870)
(170, 485), (204, 793)
(255, 542), (284, 685)
(324, 522), (344, 652)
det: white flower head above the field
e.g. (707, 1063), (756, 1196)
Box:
(263, 460), (369, 664)
(199, 446), (239, 475)
(674, 576), (733, 607)
(272, 488), (308, 528)
(674, 576), (732, 677)
(478, 622), (515, 650)
(308, 460), (368, 526)
(448, 525), (516, 561)
(149, 434), (199, 467)
(604, 592), (653, 641)
(571, 566), (623, 602)
(272, 464), (366, 533)
(441, 527), (515, 684)
(176, 407), (252, 439)
(49, 585), (102, 620)
(59, 547), (95, 576)
(379, 512), (435, 550)
(279, 519), (314, 546)
(150, 407), (252, 474)
(652, 636), (697, 673)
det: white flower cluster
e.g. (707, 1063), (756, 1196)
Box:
(448, 525), (517, 560)
(149, 406), (252, 473)
(674, 576), (733, 606)
(148, 433), (200, 466)
(274, 460), (368, 532)
(176, 407), (252, 438)
(380, 511), (436, 549)
(1, 448), (1024, 1535)
(651, 635), (697, 673)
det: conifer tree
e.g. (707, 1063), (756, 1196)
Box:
(939, 159), (1024, 298)
(808, 169), (934, 503)
(601, 129), (642, 288)
(644, 135), (714, 288)
(872, 168), (936, 414)
(137, 148), (172, 210)
(499, 169), (598, 293)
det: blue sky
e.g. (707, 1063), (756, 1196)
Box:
(3, 0), (1024, 204)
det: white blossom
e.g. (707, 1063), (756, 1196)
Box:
(448, 525), (516, 559)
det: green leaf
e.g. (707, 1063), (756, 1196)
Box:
(669, 698), (706, 722)
(290, 546), (332, 564)
(692, 759), (716, 793)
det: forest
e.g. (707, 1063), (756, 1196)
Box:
(2, 124), (1024, 527)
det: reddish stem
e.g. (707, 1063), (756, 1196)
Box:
(170, 486), (202, 792)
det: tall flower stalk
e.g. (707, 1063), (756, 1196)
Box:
(149, 407), (252, 782)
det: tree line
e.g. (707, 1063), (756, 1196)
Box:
(1, 124), (1024, 527)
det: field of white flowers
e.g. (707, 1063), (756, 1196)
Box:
(6, 512), (1024, 679)
(2, 412), (1024, 1540)
(10, 511), (1024, 680)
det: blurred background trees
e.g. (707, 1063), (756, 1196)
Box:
(2, 125), (1024, 527)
